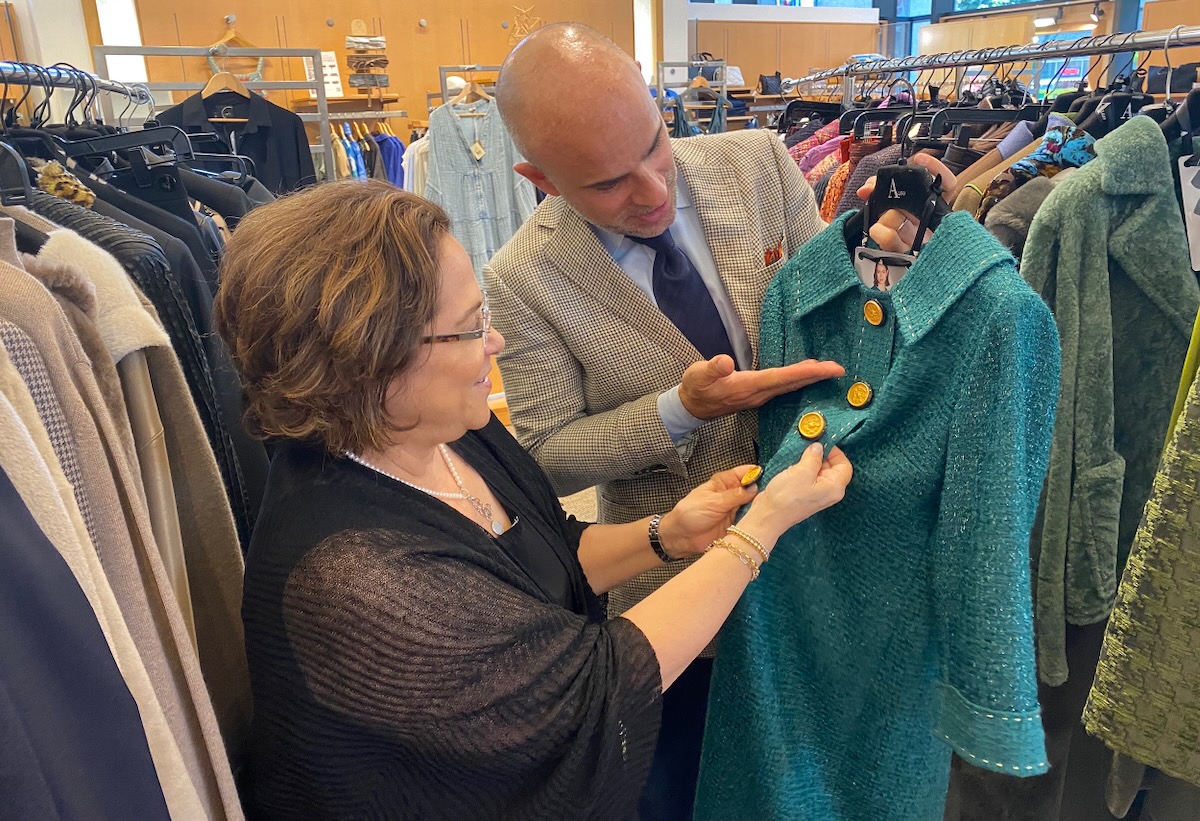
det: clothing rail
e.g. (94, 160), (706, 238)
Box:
(0, 60), (152, 105)
(323, 110), (409, 121)
(438, 65), (502, 105)
(91, 45), (337, 178)
(794, 25), (1200, 106)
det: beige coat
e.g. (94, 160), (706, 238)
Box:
(0, 325), (207, 819)
(32, 226), (251, 775)
(0, 222), (242, 820)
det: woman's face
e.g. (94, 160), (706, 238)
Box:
(385, 234), (505, 442)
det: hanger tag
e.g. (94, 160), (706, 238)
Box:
(854, 246), (914, 292)
(470, 139), (486, 161)
(1178, 157), (1200, 272)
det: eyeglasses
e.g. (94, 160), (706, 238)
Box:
(422, 294), (492, 344)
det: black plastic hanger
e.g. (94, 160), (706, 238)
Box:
(60, 125), (194, 162)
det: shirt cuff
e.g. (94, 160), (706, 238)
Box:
(658, 386), (705, 448)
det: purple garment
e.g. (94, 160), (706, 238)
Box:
(998, 121), (1036, 160)
(834, 143), (904, 219)
(799, 136), (847, 176)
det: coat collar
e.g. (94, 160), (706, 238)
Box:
(1094, 114), (1174, 197)
(180, 90), (273, 136)
(540, 197), (702, 367)
(792, 211), (1016, 346)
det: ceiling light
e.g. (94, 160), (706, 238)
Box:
(1090, 3), (1104, 23)
(1034, 16), (1057, 27)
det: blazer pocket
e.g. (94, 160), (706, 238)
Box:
(1065, 455), (1126, 623)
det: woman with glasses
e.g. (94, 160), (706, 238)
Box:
(215, 179), (852, 820)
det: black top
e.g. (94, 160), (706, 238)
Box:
(158, 92), (318, 195)
(242, 417), (662, 820)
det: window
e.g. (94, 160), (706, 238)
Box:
(897, 0), (932, 16)
(952, 0), (1052, 11)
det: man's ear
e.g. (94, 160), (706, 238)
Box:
(515, 161), (560, 198)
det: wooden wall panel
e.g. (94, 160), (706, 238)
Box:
(825, 23), (880, 66)
(724, 22), (781, 87)
(129, 0), (636, 129)
(1143, 0), (1200, 69)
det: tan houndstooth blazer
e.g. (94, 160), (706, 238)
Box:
(484, 129), (826, 621)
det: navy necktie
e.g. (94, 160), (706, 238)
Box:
(628, 228), (735, 361)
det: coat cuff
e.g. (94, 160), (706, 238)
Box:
(932, 682), (1049, 778)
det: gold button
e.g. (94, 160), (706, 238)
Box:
(739, 466), (763, 487)
(847, 381), (874, 409)
(798, 411), (826, 440)
(864, 299), (885, 326)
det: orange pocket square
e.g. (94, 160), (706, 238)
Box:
(764, 238), (784, 266)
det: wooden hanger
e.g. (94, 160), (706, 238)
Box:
(450, 77), (492, 117)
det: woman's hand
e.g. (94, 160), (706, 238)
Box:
(738, 443), (853, 546)
(856, 153), (959, 253)
(658, 465), (761, 558)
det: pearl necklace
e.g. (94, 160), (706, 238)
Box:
(344, 445), (507, 535)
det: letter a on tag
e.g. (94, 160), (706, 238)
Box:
(1121, 103), (1134, 120)
(888, 179), (903, 199)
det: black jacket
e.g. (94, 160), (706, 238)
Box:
(158, 92), (317, 195)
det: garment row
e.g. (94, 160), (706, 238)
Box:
(699, 111), (1200, 821)
(0, 146), (286, 818)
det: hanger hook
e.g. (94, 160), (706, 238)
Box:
(1163, 24), (1185, 105)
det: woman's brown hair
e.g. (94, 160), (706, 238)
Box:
(214, 179), (451, 455)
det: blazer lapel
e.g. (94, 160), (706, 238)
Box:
(542, 201), (701, 368)
(675, 142), (767, 366)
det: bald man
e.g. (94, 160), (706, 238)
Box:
(485, 23), (956, 819)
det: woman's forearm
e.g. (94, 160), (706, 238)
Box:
(621, 548), (755, 688)
(576, 517), (663, 595)
(575, 501), (791, 689)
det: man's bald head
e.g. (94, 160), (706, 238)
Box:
(496, 23), (656, 164)
(497, 23), (677, 238)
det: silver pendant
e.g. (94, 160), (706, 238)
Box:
(491, 520), (505, 535)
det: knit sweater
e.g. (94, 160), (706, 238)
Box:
(698, 211), (1058, 821)
(242, 418), (661, 820)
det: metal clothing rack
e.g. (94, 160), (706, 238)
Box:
(0, 60), (153, 106)
(92, 45), (337, 178)
(438, 64), (501, 106)
(656, 60), (728, 106)
(793, 25), (1200, 107)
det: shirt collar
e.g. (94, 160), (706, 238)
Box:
(592, 174), (695, 259)
(792, 210), (1016, 346)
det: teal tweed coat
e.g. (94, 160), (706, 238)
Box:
(698, 212), (1059, 821)
(1021, 116), (1200, 686)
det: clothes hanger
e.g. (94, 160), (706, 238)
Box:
(1077, 45), (1155, 137)
(1141, 26), (1186, 125)
(842, 77), (951, 259)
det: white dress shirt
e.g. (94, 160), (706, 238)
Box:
(593, 176), (753, 446)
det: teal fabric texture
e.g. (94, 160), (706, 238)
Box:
(698, 212), (1059, 821)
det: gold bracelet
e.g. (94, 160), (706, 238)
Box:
(707, 538), (760, 581)
(726, 526), (769, 564)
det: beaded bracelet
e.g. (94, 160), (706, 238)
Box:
(708, 538), (761, 581)
(726, 526), (770, 564)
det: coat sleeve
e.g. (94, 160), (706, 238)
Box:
(484, 263), (696, 495)
(930, 286), (1059, 777)
(283, 529), (662, 817)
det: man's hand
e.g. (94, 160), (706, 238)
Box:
(679, 355), (845, 421)
(856, 153), (959, 253)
